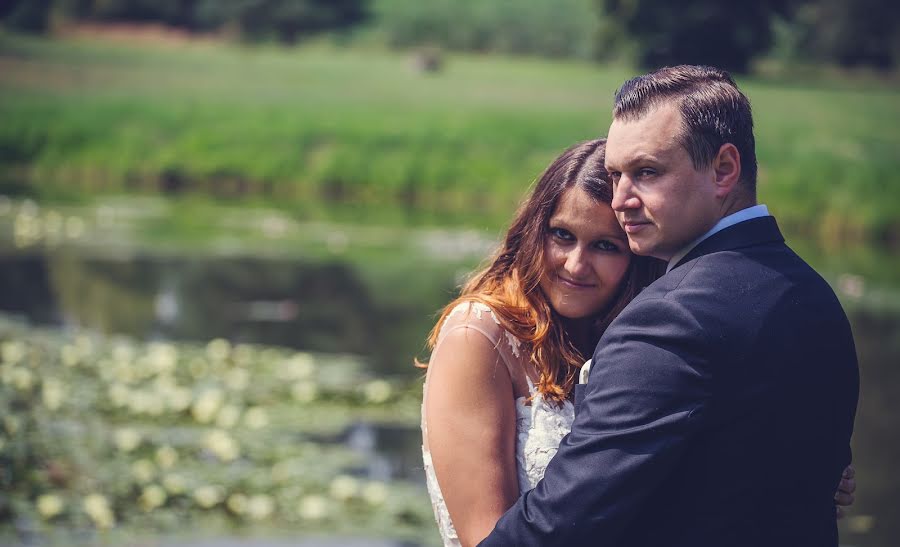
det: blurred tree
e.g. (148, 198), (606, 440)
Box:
(597, 0), (792, 72)
(371, 0), (597, 59)
(1, 0), (370, 42)
(0, 0), (53, 32)
(787, 0), (900, 69)
(195, 0), (369, 44)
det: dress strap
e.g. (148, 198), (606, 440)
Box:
(524, 374), (537, 395)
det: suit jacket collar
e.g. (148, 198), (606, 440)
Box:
(670, 216), (785, 271)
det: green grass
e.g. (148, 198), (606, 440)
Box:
(1, 31), (899, 241)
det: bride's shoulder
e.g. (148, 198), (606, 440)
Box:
(437, 301), (523, 359)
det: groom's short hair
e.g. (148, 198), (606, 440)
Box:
(613, 65), (758, 194)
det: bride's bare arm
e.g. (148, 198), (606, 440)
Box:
(424, 326), (520, 547)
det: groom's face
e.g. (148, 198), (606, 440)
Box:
(605, 102), (721, 262)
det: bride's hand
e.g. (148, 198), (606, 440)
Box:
(834, 465), (856, 519)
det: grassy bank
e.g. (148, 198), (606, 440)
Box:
(1, 31), (899, 241)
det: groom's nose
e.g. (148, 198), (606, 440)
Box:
(611, 177), (641, 212)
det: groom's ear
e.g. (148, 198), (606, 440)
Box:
(712, 143), (741, 199)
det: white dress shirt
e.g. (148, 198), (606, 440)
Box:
(667, 204), (771, 272)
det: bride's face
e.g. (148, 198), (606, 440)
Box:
(540, 186), (632, 320)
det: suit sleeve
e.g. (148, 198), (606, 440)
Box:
(479, 295), (713, 546)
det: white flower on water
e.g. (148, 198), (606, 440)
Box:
(279, 353), (315, 381)
(215, 404), (242, 428)
(232, 344), (254, 366)
(363, 379), (392, 404)
(246, 494), (275, 521)
(112, 343), (135, 365)
(166, 386), (193, 412)
(1, 341), (26, 365)
(42, 378), (66, 411)
(270, 460), (294, 484)
(139, 484), (167, 512)
(193, 485), (225, 509)
(204, 429), (240, 462)
(329, 475), (359, 501)
(206, 338), (231, 362)
(192, 388), (225, 424)
(131, 459), (157, 484)
(226, 493), (248, 514)
(83, 493), (115, 528)
(362, 481), (389, 506)
(155, 445), (179, 469)
(188, 357), (209, 379)
(113, 428), (142, 453)
(113, 361), (137, 384)
(297, 495), (328, 520)
(291, 381), (318, 403)
(65, 216), (86, 239)
(243, 407), (269, 430)
(36, 494), (65, 519)
(146, 342), (178, 374)
(108, 383), (131, 408)
(43, 210), (63, 236)
(224, 368), (249, 391)
(128, 391), (160, 416)
(162, 474), (187, 495)
(60, 344), (81, 367)
(9, 367), (34, 392)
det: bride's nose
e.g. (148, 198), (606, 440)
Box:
(563, 246), (590, 277)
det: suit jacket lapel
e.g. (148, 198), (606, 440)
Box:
(670, 216), (785, 271)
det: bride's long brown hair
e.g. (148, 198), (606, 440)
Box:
(419, 139), (664, 406)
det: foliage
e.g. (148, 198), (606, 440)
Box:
(783, 0), (900, 69)
(597, 0), (792, 73)
(0, 0), (53, 32)
(366, 0), (598, 59)
(0, 33), (898, 244)
(0, 0), (370, 44)
(0, 315), (436, 542)
(194, 0), (369, 44)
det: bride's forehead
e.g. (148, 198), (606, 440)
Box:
(550, 190), (621, 231)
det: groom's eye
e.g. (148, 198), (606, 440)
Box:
(637, 168), (656, 178)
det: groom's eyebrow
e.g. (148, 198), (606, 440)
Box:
(623, 153), (662, 167)
(607, 152), (661, 172)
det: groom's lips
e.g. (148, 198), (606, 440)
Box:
(622, 220), (652, 234)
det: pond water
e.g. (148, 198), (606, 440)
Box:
(1, 196), (898, 546)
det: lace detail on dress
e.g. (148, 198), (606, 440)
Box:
(514, 377), (574, 491)
(421, 304), (574, 546)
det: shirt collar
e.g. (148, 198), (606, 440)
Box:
(666, 204), (770, 272)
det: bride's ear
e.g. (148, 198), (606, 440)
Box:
(712, 143), (741, 199)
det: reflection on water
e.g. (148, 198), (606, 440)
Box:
(0, 251), (446, 378)
(343, 422), (424, 483)
(1, 197), (898, 546)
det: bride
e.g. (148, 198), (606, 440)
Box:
(419, 139), (855, 547)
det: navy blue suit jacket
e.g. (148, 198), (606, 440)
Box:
(479, 216), (859, 547)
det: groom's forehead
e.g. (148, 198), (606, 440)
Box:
(606, 111), (684, 166)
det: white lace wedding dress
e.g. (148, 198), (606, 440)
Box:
(421, 302), (575, 547)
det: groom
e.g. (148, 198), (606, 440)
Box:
(479, 65), (859, 546)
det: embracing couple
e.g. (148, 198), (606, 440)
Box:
(419, 65), (859, 546)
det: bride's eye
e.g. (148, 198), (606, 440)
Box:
(594, 240), (620, 252)
(550, 227), (574, 241)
